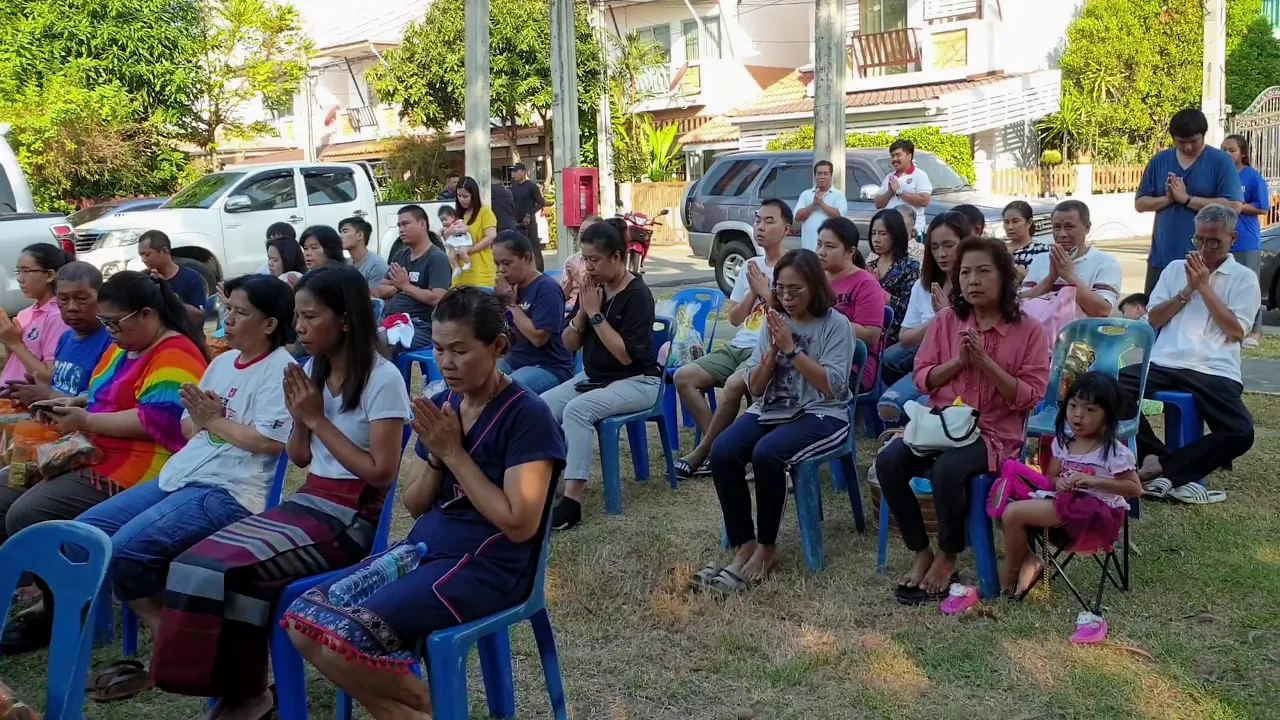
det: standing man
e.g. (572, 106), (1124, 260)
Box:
(795, 160), (847, 251)
(339, 216), (389, 290)
(374, 205), (453, 354)
(1136, 108), (1242, 295)
(875, 139), (932, 237)
(490, 181), (519, 232)
(137, 230), (208, 328)
(437, 173), (460, 202)
(510, 162), (548, 270)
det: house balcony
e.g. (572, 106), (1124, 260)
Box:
(345, 105), (380, 133)
(839, 0), (992, 91)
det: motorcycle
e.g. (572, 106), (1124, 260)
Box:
(619, 208), (668, 274)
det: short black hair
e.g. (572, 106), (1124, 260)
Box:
(579, 219), (626, 259)
(1053, 199), (1091, 226)
(770, 249), (835, 317)
(398, 204), (429, 223)
(266, 222), (296, 241)
(438, 205), (457, 219)
(339, 216), (372, 244)
(1169, 108), (1209, 139)
(224, 274), (295, 350)
(1119, 293), (1149, 311)
(493, 229), (534, 258)
(56, 261), (102, 290)
(138, 229), (172, 253)
(759, 197), (794, 226)
(889, 139), (915, 156)
(951, 204), (986, 235)
(813, 160), (833, 174)
(299, 225), (346, 264)
(446, 172), (460, 180)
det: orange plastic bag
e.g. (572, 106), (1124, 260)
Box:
(5, 421), (61, 489)
(0, 679), (39, 719)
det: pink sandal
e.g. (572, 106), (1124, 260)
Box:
(940, 583), (978, 615)
(1070, 611), (1108, 644)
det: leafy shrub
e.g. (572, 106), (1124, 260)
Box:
(767, 125), (975, 182)
(1040, 149), (1063, 165)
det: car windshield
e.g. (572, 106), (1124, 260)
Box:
(68, 204), (119, 226)
(163, 172), (245, 209)
(873, 154), (969, 193)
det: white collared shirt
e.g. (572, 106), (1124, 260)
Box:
(879, 165), (932, 233)
(1149, 255), (1260, 383)
(796, 186), (847, 251)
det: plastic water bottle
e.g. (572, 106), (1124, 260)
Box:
(328, 542), (428, 606)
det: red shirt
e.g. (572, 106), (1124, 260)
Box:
(912, 308), (1050, 470)
(829, 269), (886, 391)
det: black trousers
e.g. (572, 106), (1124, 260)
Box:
(523, 223), (545, 271)
(1118, 364), (1254, 487)
(876, 438), (990, 555)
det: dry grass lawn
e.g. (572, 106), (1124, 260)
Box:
(3, 385), (1279, 719)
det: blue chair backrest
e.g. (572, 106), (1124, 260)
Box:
(850, 337), (868, 401)
(372, 423), (414, 552)
(266, 452), (290, 509)
(545, 269), (564, 280)
(0, 521), (112, 718)
(670, 287), (724, 348)
(1033, 318), (1156, 419)
(654, 317), (675, 371)
(372, 297), (386, 323)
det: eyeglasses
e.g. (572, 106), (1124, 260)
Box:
(773, 285), (808, 299)
(97, 309), (141, 333)
(1192, 235), (1226, 250)
(13, 268), (50, 276)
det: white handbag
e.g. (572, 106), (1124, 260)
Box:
(902, 399), (981, 454)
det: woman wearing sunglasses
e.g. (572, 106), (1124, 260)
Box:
(0, 269), (207, 654)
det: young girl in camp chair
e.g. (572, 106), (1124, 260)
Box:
(997, 371), (1142, 643)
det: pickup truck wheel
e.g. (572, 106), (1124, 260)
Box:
(715, 239), (752, 296)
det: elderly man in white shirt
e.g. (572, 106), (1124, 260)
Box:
(1119, 203), (1258, 504)
(795, 160), (847, 251)
(875, 139), (932, 236)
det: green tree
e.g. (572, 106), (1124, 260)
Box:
(180, 0), (310, 158)
(767, 125), (975, 182)
(1226, 14), (1280, 114)
(1051, 0), (1275, 162)
(380, 135), (454, 201)
(607, 31), (668, 183)
(368, 0), (604, 165)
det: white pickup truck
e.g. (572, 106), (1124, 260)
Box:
(1, 126), (76, 314)
(75, 161), (451, 289)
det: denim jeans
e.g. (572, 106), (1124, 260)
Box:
(498, 359), (571, 395)
(878, 373), (927, 426)
(880, 342), (918, 386)
(76, 482), (251, 601)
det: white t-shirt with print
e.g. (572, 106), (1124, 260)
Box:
(1022, 245), (1124, 312)
(307, 356), (411, 479)
(879, 166), (932, 234)
(727, 256), (777, 349)
(796, 187), (848, 251)
(157, 347), (296, 514)
(900, 280), (938, 330)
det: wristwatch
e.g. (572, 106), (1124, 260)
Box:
(894, 188), (903, 197)
(783, 347), (801, 359)
(589, 312), (606, 327)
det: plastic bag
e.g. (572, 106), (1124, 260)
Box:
(654, 299), (676, 319)
(36, 431), (100, 479)
(1020, 284), (1078, 354)
(666, 302), (705, 367)
(0, 679), (39, 720)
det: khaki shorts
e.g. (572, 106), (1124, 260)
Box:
(690, 345), (753, 386)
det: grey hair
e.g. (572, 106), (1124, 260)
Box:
(56, 261), (103, 291)
(1195, 203), (1239, 231)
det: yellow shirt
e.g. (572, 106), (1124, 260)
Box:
(453, 205), (497, 287)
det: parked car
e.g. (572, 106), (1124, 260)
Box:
(68, 197), (168, 240)
(0, 124), (76, 314)
(74, 161), (449, 292)
(682, 149), (1057, 294)
(1260, 223), (1280, 309)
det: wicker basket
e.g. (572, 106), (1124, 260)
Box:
(869, 474), (940, 537)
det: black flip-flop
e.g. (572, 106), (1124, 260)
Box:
(894, 572), (960, 606)
(674, 458), (711, 480)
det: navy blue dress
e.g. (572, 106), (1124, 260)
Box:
(283, 381), (566, 670)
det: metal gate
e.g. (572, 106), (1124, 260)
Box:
(1229, 86), (1280, 184)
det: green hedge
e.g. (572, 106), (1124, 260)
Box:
(766, 125), (975, 182)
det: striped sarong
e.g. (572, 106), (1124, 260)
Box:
(149, 475), (382, 699)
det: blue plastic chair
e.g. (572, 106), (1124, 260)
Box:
(1025, 318), (1156, 443)
(874, 472), (1001, 599)
(852, 307), (894, 439)
(0, 521), (113, 720)
(108, 453), (293, 656)
(1149, 390), (1209, 484)
(210, 293), (227, 339)
(395, 348), (441, 392)
(595, 318), (677, 515)
(372, 297), (386, 323)
(658, 288), (725, 444)
(544, 269), (563, 281)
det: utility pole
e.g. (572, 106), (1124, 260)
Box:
(1201, 0), (1227, 145)
(593, 1), (616, 216)
(465, 0), (492, 203)
(302, 73), (317, 162)
(551, 0), (582, 267)
(813, 0), (846, 191)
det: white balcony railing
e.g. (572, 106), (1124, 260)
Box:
(923, 0), (981, 21)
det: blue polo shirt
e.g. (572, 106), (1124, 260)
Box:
(504, 273), (573, 380)
(1137, 146), (1241, 269)
(1232, 165), (1270, 252)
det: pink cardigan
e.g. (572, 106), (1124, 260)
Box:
(913, 307), (1051, 470)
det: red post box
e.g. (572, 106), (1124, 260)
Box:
(561, 167), (599, 228)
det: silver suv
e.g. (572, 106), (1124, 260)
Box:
(682, 149), (1055, 294)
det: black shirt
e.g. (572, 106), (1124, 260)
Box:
(510, 179), (546, 227)
(386, 243), (452, 344)
(490, 183), (518, 231)
(574, 275), (660, 383)
(168, 266), (208, 310)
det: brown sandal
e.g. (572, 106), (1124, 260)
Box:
(88, 659), (153, 702)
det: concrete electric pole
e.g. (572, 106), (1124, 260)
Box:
(813, 0), (846, 191)
(1201, 0), (1227, 145)
(551, 0), (582, 267)
(465, 0), (492, 203)
(594, 1), (616, 218)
